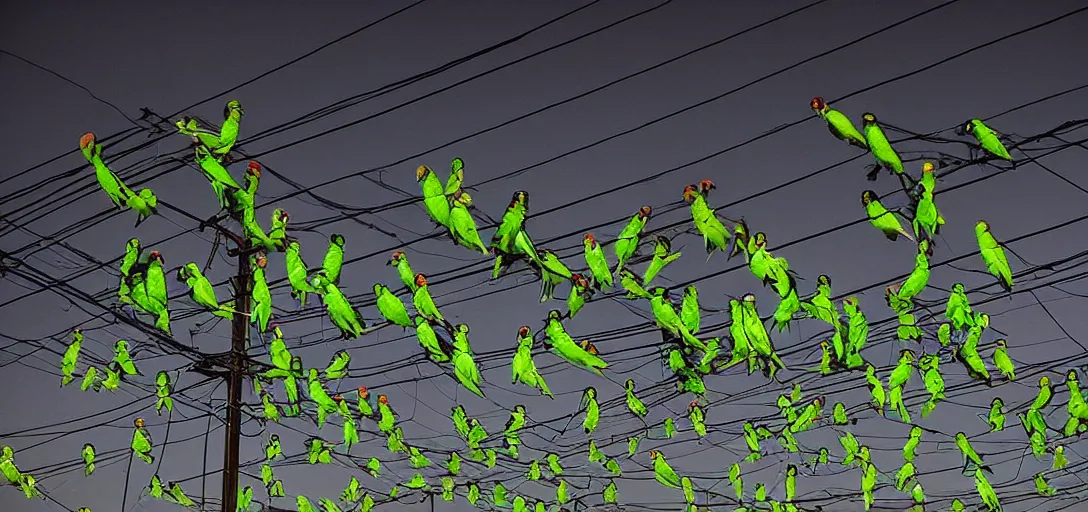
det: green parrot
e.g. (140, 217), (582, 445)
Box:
(129, 251), (171, 333)
(649, 287), (707, 351)
(307, 437), (334, 464)
(284, 240), (315, 307)
(118, 237), (143, 306)
(250, 255), (272, 333)
(861, 190), (914, 242)
(306, 368), (339, 428)
(865, 364), (886, 416)
(992, 339), (1015, 380)
(649, 450), (681, 488)
(683, 180), (731, 257)
(739, 294), (786, 374)
(613, 205), (652, 273)
(945, 283), (976, 330)
(680, 285), (700, 334)
(324, 350), (351, 380)
(323, 234), (345, 285)
(81, 443), (95, 476)
(955, 432), (992, 475)
(1034, 472), (1056, 496)
(582, 233), (613, 289)
(801, 274), (839, 325)
(603, 480), (618, 503)
(176, 99), (244, 157)
(512, 326), (552, 397)
(903, 426), (922, 462)
(960, 118), (1012, 161)
(624, 379), (648, 417)
(619, 268), (653, 299)
(417, 164), (451, 227)
(988, 397), (1005, 432)
(544, 310), (608, 375)
(448, 190), (489, 255)
(491, 190), (530, 254)
(61, 329), (83, 386)
(912, 161), (945, 240)
(861, 112), (912, 190)
(311, 274), (366, 339)
(123, 187), (158, 228)
(537, 249), (573, 303)
(177, 262), (235, 318)
(582, 387), (600, 434)
(920, 355), (946, 418)
(974, 471), (1001, 511)
(452, 342), (485, 397)
(193, 145), (242, 209)
(897, 240), (931, 301)
(373, 283), (412, 328)
(412, 273), (448, 327)
(886, 285), (923, 342)
(261, 209), (288, 252)
(861, 460), (877, 510)
(387, 250), (416, 292)
(567, 273), (592, 318)
(79, 132), (136, 209)
(112, 341), (139, 376)
(131, 417), (154, 464)
(810, 96), (868, 149)
(975, 221), (1013, 292)
(413, 316), (451, 362)
(687, 401), (706, 436)
(167, 481), (196, 507)
(155, 370), (173, 414)
(229, 161), (260, 217)
(643, 236), (682, 285)
(729, 463), (743, 500)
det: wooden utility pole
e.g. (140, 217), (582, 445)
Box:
(221, 248), (251, 512)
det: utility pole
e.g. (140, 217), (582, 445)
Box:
(221, 244), (251, 512)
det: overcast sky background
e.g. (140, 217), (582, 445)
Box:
(3, 1), (1088, 511)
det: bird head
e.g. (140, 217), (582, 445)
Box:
(1039, 376), (1050, 388)
(358, 386), (369, 398)
(224, 99), (244, 118)
(753, 232), (766, 248)
(246, 161), (262, 178)
(810, 96), (827, 113)
(330, 233), (345, 247)
(332, 395), (343, 403)
(255, 255), (267, 268)
(414, 273), (428, 288)
(820, 340), (830, 351)
(149, 251), (164, 264)
(79, 132), (97, 150)
(378, 394), (388, 405)
(583, 233), (596, 246)
(134, 418), (145, 428)
(742, 293), (756, 304)
(975, 221), (989, 235)
(512, 190), (529, 208)
(547, 310), (562, 322)
(861, 112), (877, 126)
(688, 400), (700, 410)
(957, 120), (974, 136)
(818, 274), (831, 287)
(649, 450), (660, 460)
(278, 210), (290, 222)
(624, 379), (635, 388)
(372, 283), (384, 295)
(699, 179), (715, 194)
(415, 165), (431, 182)
(457, 324), (470, 334)
(683, 184), (698, 203)
(388, 250), (404, 266)
(921, 161), (935, 174)
(861, 190), (876, 206)
(1067, 370), (1079, 383)
(579, 340), (598, 355)
(637, 205), (652, 220)
(517, 326), (531, 338)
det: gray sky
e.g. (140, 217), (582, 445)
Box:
(3, 1), (1088, 511)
